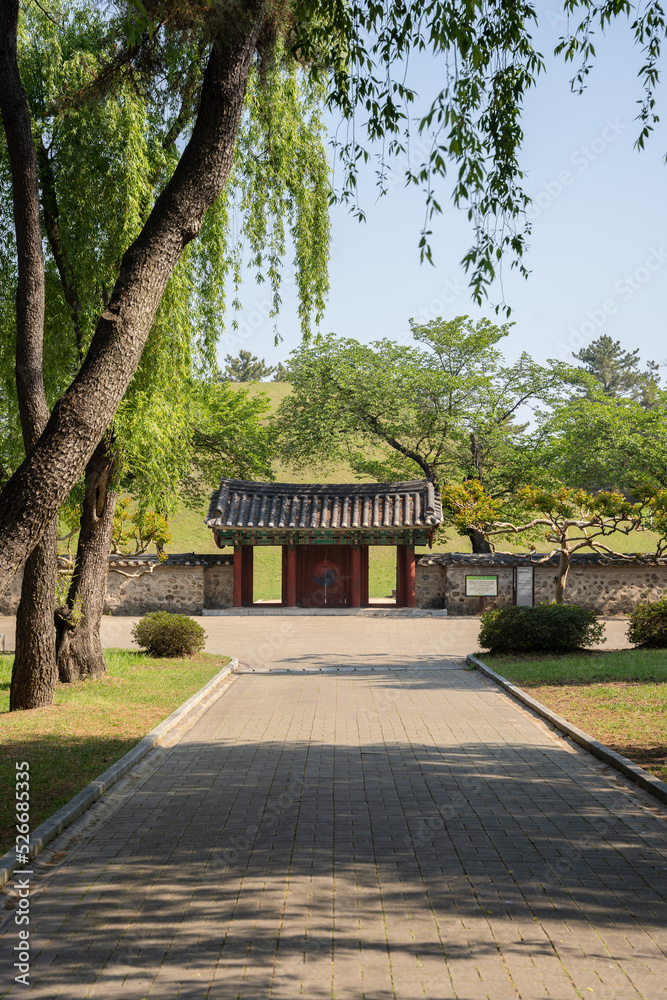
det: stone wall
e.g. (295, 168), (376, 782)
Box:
(533, 562), (667, 616)
(0, 554), (234, 616)
(4, 549), (667, 616)
(203, 560), (235, 610)
(415, 552), (667, 615)
(414, 560), (447, 609)
(105, 562), (203, 616)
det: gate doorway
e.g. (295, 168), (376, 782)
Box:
(301, 546), (349, 607)
(282, 545), (370, 607)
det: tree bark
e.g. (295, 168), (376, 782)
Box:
(555, 548), (570, 604)
(469, 432), (484, 481)
(0, 1), (58, 710)
(56, 436), (117, 683)
(464, 527), (493, 554)
(0, 5), (265, 593)
(11, 522), (58, 710)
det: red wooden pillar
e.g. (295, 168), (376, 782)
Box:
(405, 545), (416, 608)
(360, 546), (369, 606)
(396, 545), (416, 607)
(283, 545), (298, 607)
(233, 545), (243, 608)
(396, 546), (406, 607)
(233, 545), (254, 607)
(242, 546), (254, 606)
(350, 546), (362, 607)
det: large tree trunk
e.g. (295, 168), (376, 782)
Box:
(11, 524), (58, 710)
(56, 436), (117, 683)
(0, 5), (264, 593)
(464, 527), (493, 554)
(0, 1), (58, 710)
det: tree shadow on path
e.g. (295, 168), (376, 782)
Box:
(2, 667), (667, 1000)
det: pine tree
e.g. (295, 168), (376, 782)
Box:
(221, 351), (275, 381)
(574, 336), (660, 404)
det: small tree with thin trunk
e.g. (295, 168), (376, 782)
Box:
(443, 482), (649, 603)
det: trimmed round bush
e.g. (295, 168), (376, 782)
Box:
(478, 603), (605, 654)
(131, 612), (207, 657)
(627, 597), (667, 648)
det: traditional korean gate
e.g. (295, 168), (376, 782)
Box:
(207, 478), (442, 608)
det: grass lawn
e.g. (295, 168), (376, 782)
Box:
(0, 650), (228, 857)
(483, 649), (667, 782)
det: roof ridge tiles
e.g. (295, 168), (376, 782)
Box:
(205, 477), (443, 535)
(213, 478), (434, 494)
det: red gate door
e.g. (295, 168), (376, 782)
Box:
(298, 546), (351, 607)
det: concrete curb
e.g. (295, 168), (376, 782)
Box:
(467, 653), (667, 807)
(0, 657), (238, 888)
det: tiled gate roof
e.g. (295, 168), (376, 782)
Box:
(205, 479), (442, 539)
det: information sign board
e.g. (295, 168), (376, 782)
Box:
(515, 566), (534, 606)
(465, 575), (498, 597)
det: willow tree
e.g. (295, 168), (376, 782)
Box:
(0, 2), (328, 706)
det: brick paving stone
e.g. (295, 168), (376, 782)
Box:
(1, 620), (667, 999)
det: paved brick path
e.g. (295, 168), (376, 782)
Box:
(1, 624), (665, 999)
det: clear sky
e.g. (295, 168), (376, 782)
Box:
(218, 3), (667, 374)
